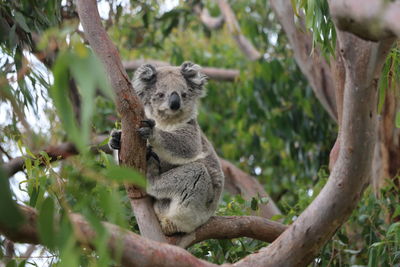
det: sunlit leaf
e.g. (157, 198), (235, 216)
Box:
(104, 165), (146, 187)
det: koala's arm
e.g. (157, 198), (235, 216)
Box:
(149, 122), (203, 165)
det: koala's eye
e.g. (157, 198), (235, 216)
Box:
(182, 92), (187, 98)
(157, 92), (165, 98)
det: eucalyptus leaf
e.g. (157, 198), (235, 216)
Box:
(38, 197), (56, 249)
(0, 169), (24, 229)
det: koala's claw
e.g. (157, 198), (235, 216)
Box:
(146, 146), (160, 163)
(138, 119), (155, 139)
(141, 119), (155, 128)
(160, 217), (182, 236)
(137, 127), (152, 139)
(108, 130), (121, 150)
(147, 146), (161, 174)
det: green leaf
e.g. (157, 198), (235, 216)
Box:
(387, 222), (400, 236)
(14, 12), (31, 33)
(104, 165), (146, 187)
(38, 197), (56, 249)
(59, 235), (79, 267)
(368, 247), (378, 267)
(50, 52), (83, 151)
(0, 169), (24, 229)
(395, 111), (400, 128)
(337, 232), (349, 244)
(6, 260), (17, 267)
(250, 197), (258, 211)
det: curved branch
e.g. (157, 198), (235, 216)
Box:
(329, 0), (400, 42)
(123, 60), (239, 82)
(269, 0), (337, 121)
(168, 216), (287, 248)
(0, 205), (286, 266)
(217, 0), (261, 61)
(193, 4), (224, 30)
(233, 32), (394, 267)
(76, 0), (165, 242)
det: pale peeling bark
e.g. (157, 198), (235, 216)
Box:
(330, 0), (400, 41)
(76, 0), (166, 242)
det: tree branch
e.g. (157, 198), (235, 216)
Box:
(269, 0), (337, 121)
(76, 0), (166, 242)
(193, 4), (224, 30)
(0, 205), (286, 266)
(123, 60), (239, 82)
(329, 0), (400, 42)
(168, 216), (286, 248)
(217, 0), (261, 61)
(233, 32), (394, 267)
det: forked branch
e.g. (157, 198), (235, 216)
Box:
(0, 205), (286, 266)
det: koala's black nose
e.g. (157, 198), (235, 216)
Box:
(169, 92), (181, 110)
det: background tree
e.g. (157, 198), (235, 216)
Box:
(0, 0), (399, 266)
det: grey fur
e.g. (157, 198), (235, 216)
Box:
(131, 62), (224, 235)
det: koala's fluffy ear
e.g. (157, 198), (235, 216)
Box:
(180, 61), (208, 91)
(132, 64), (157, 99)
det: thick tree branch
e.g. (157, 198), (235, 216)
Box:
(329, 0), (400, 42)
(123, 60), (239, 82)
(217, 0), (261, 61)
(0, 205), (286, 266)
(233, 33), (394, 267)
(76, 0), (165, 242)
(269, 0), (337, 121)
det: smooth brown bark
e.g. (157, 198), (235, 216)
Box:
(0, 205), (286, 266)
(76, 0), (166, 242)
(169, 216), (287, 248)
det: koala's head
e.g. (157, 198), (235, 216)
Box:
(133, 61), (207, 125)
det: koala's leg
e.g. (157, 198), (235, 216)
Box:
(147, 162), (214, 235)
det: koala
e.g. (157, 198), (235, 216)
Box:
(109, 62), (224, 235)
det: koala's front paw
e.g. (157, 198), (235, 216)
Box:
(160, 217), (181, 236)
(137, 119), (155, 140)
(108, 130), (121, 150)
(147, 146), (161, 174)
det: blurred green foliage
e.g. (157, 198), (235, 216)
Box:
(0, 0), (399, 266)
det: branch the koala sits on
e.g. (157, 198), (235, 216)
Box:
(109, 62), (224, 235)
